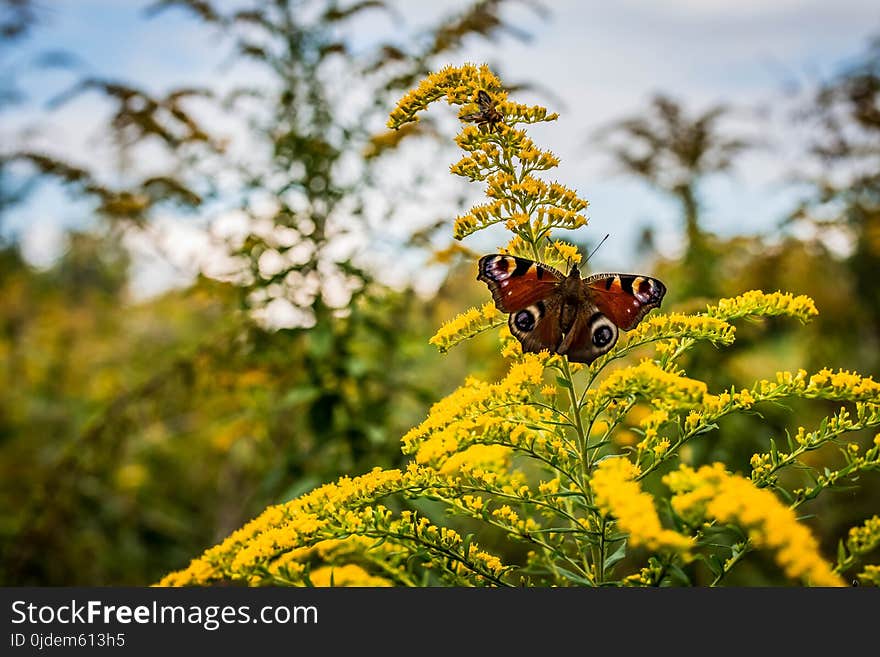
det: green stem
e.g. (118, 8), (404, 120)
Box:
(597, 516), (607, 584)
(560, 358), (588, 469)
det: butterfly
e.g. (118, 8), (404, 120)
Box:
(460, 90), (503, 130)
(477, 254), (666, 364)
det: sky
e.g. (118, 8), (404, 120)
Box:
(3, 0), (879, 299)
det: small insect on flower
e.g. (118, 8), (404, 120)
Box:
(460, 90), (503, 131)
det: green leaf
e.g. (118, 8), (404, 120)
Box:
(604, 539), (628, 570)
(462, 532), (475, 557)
(667, 563), (692, 586)
(554, 566), (594, 586)
(706, 554), (724, 578)
(555, 375), (572, 390)
(783, 428), (795, 453)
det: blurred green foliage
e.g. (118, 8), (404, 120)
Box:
(0, 0), (525, 584)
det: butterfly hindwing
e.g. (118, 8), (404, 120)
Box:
(477, 254), (563, 313)
(557, 305), (620, 364)
(507, 296), (563, 355)
(585, 274), (666, 331)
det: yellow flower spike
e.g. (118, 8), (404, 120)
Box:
(665, 464), (844, 586)
(706, 290), (818, 323)
(592, 457), (694, 553)
(308, 564), (393, 587)
(539, 239), (582, 272)
(598, 360), (707, 405)
(846, 516), (880, 556)
(653, 439), (671, 457)
(624, 313), (735, 348)
(805, 368), (880, 401)
(388, 63), (503, 129)
(430, 302), (503, 352)
(858, 565), (880, 586)
(540, 384), (557, 397)
(438, 444), (512, 475)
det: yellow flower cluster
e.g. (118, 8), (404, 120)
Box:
(532, 206), (588, 234)
(591, 457), (693, 552)
(393, 64), (587, 251)
(804, 368), (880, 401)
(159, 467), (411, 585)
(665, 464), (844, 586)
(858, 565), (880, 586)
(308, 564), (393, 587)
(496, 100), (559, 125)
(635, 408), (675, 456)
(398, 510), (508, 580)
(387, 63), (503, 129)
(453, 199), (507, 240)
(438, 444), (512, 475)
(542, 240), (582, 271)
(846, 515), (880, 556)
(429, 301), (502, 352)
(706, 290), (818, 323)
(265, 536), (410, 586)
(749, 452), (774, 480)
(623, 313), (735, 349)
(597, 360), (708, 405)
(745, 368), (880, 405)
(160, 463), (512, 586)
(401, 357), (569, 476)
(498, 325), (524, 359)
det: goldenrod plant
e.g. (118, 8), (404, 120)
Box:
(161, 65), (880, 587)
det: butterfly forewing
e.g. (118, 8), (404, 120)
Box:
(585, 274), (666, 331)
(477, 254), (563, 313)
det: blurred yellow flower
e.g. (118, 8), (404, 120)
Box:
(666, 464), (844, 586)
(592, 457), (693, 553)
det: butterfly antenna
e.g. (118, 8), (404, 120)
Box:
(586, 234), (610, 264)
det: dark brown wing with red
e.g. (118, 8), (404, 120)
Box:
(585, 273), (666, 331)
(477, 254), (563, 313)
(507, 296), (564, 355)
(557, 305), (620, 364)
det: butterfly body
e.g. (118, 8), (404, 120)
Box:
(460, 90), (503, 130)
(477, 254), (666, 364)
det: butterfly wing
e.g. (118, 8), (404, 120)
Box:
(556, 305), (620, 364)
(507, 296), (564, 355)
(478, 254), (565, 355)
(585, 274), (666, 331)
(477, 254), (564, 312)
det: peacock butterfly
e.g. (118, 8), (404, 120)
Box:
(477, 254), (666, 364)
